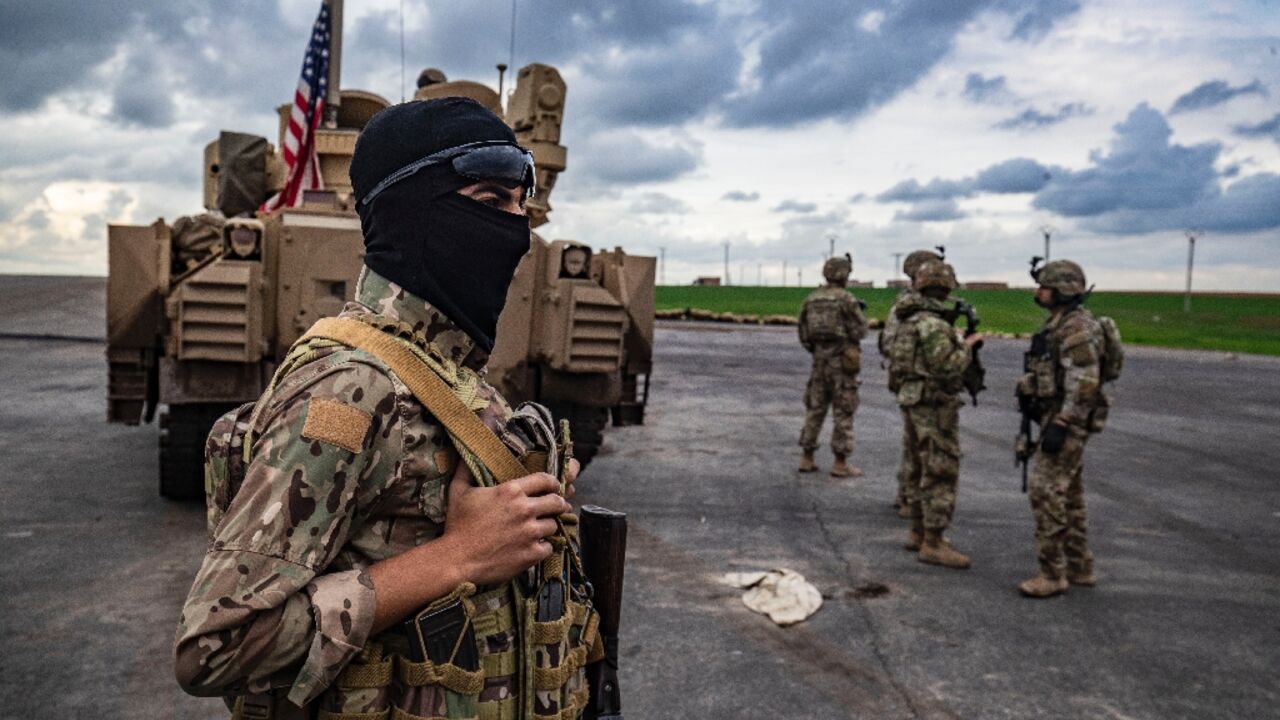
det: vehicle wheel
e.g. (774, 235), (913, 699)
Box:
(159, 403), (235, 501)
(545, 401), (609, 469)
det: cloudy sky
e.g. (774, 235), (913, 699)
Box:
(2, 0), (1278, 290)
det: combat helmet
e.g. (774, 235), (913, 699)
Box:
(903, 248), (943, 280)
(1035, 259), (1086, 297)
(912, 260), (957, 293)
(823, 253), (852, 284)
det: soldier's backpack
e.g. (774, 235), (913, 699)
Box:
(885, 314), (921, 393)
(1097, 315), (1124, 383)
(803, 294), (846, 342)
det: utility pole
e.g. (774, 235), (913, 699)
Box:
(658, 246), (666, 286)
(1184, 229), (1202, 312)
(1039, 224), (1055, 261)
(723, 242), (730, 286)
(892, 252), (903, 279)
(757, 263), (762, 286)
(798, 268), (803, 286)
(782, 260), (787, 287)
(827, 236), (835, 260)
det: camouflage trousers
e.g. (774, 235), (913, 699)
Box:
(1028, 426), (1094, 579)
(894, 412), (918, 507)
(799, 352), (859, 456)
(902, 396), (961, 531)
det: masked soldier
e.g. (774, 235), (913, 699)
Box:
(1016, 259), (1117, 598)
(175, 98), (597, 718)
(798, 254), (869, 477)
(885, 260), (982, 569)
(879, 249), (943, 517)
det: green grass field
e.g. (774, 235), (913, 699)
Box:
(655, 286), (1280, 356)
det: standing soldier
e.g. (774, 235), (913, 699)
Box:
(798, 254), (868, 477)
(1016, 259), (1119, 598)
(885, 260), (982, 569)
(879, 249), (943, 517)
(175, 99), (598, 718)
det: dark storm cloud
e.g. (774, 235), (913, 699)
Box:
(963, 73), (1012, 103)
(721, 190), (760, 202)
(576, 130), (701, 184)
(1234, 113), (1280, 143)
(773, 199), (818, 213)
(992, 102), (1092, 130)
(973, 158), (1054, 193)
(1033, 104), (1218, 216)
(110, 47), (176, 128)
(1005, 0), (1080, 41)
(1169, 79), (1267, 115)
(718, 0), (1080, 128)
(894, 199), (965, 222)
(878, 177), (971, 202)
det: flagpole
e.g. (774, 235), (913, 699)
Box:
(325, 0), (343, 127)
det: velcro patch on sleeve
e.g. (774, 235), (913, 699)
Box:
(301, 398), (372, 454)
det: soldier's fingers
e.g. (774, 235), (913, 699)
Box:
(565, 458), (580, 485)
(527, 492), (572, 519)
(511, 472), (560, 497)
(448, 460), (475, 498)
(529, 518), (558, 539)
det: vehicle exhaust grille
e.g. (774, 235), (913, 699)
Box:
(177, 262), (256, 362)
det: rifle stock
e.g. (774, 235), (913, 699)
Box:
(580, 505), (627, 720)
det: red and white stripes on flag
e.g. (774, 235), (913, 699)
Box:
(260, 1), (332, 214)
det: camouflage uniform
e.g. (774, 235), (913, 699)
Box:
(890, 293), (969, 533)
(880, 288), (921, 509)
(175, 268), (589, 717)
(798, 285), (868, 459)
(1022, 305), (1106, 582)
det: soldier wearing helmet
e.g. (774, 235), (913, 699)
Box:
(883, 259), (983, 569)
(879, 248), (943, 517)
(1016, 258), (1115, 598)
(797, 253), (868, 477)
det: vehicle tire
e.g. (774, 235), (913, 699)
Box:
(159, 403), (235, 501)
(545, 401), (609, 469)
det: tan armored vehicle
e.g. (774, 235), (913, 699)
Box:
(106, 61), (654, 499)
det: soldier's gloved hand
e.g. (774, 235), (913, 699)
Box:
(1040, 421), (1068, 454)
(443, 462), (572, 585)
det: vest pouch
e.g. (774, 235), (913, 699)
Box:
(1088, 390), (1111, 433)
(896, 379), (924, 407)
(526, 593), (590, 720)
(392, 586), (490, 720)
(840, 345), (862, 374)
(318, 641), (395, 720)
(1032, 358), (1058, 399)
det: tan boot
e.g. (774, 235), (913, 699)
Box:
(829, 454), (862, 478)
(1018, 573), (1069, 598)
(918, 532), (971, 569)
(1067, 571), (1097, 587)
(904, 525), (923, 552)
(798, 451), (818, 473)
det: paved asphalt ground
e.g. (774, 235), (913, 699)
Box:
(1, 276), (1277, 719)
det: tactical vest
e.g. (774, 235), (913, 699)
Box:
(1020, 308), (1119, 433)
(886, 310), (963, 404)
(204, 315), (598, 720)
(802, 294), (848, 343)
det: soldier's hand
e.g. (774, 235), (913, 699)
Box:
(564, 458), (580, 500)
(964, 332), (984, 348)
(443, 462), (572, 585)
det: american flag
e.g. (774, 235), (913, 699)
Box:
(260, 1), (331, 213)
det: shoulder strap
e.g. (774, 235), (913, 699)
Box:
(302, 317), (528, 483)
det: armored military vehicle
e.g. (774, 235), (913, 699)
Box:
(106, 59), (654, 499)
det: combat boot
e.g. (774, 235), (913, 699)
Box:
(829, 454), (862, 478)
(917, 531), (971, 569)
(904, 522), (923, 552)
(798, 451), (818, 473)
(1018, 573), (1068, 598)
(1067, 571), (1097, 587)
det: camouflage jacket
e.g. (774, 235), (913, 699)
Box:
(1031, 305), (1105, 427)
(798, 284), (868, 355)
(174, 267), (533, 709)
(891, 293), (970, 404)
(878, 288), (914, 359)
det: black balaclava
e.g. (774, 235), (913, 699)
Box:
(351, 97), (532, 351)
